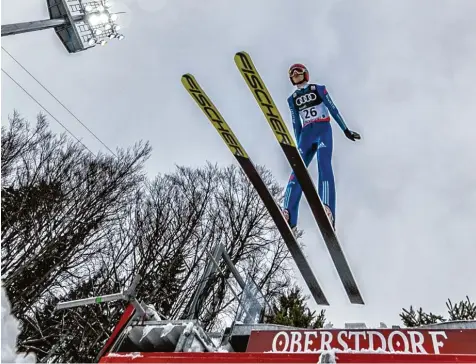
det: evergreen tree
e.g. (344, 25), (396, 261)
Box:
(400, 296), (476, 327)
(446, 296), (476, 321)
(265, 285), (327, 329)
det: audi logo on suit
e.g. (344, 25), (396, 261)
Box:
(295, 93), (317, 106)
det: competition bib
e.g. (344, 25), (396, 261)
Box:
(292, 85), (330, 125)
(300, 103), (329, 124)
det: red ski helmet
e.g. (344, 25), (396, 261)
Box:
(289, 63), (309, 85)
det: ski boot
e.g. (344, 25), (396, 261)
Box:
(282, 208), (298, 236)
(323, 204), (335, 231)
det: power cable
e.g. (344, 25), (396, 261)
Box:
(2, 68), (95, 156)
(2, 46), (117, 157)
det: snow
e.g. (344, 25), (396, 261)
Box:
(160, 322), (175, 338)
(106, 352), (143, 359)
(187, 339), (204, 352)
(210, 336), (223, 347)
(1, 285), (37, 363)
(216, 345), (230, 352)
(183, 321), (195, 335)
(139, 322), (177, 342)
(318, 350), (336, 364)
(192, 327), (221, 353)
(145, 304), (161, 321)
(314, 348), (423, 364)
(139, 325), (155, 342)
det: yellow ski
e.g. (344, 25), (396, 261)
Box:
(181, 73), (329, 306)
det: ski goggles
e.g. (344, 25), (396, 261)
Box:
(289, 68), (306, 77)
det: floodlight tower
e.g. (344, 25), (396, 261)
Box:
(1, 0), (125, 53)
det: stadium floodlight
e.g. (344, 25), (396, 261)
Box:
(99, 13), (109, 23)
(1, 0), (125, 54)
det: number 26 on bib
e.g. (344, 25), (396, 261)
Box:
(301, 106), (328, 123)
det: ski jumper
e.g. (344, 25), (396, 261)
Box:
(283, 83), (348, 228)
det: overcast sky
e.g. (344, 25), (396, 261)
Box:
(2, 0), (476, 328)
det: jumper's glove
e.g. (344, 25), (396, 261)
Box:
(344, 129), (361, 141)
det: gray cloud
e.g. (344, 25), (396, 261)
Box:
(2, 0), (475, 327)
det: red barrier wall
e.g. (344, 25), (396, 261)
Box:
(246, 329), (476, 355)
(99, 352), (476, 363)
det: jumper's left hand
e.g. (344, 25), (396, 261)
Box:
(344, 129), (361, 141)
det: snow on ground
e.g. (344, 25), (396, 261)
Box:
(160, 322), (175, 338)
(106, 352), (143, 359)
(139, 325), (155, 342)
(318, 350), (336, 364)
(1, 284), (36, 363)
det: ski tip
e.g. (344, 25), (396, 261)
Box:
(181, 73), (193, 80)
(234, 51), (250, 61)
(181, 74), (198, 89)
(234, 51), (256, 71)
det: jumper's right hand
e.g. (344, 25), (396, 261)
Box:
(344, 129), (361, 141)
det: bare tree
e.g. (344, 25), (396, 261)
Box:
(98, 163), (294, 331)
(17, 268), (127, 363)
(182, 164), (292, 331)
(1, 111), (151, 316)
(2, 111), (298, 362)
(111, 163), (293, 330)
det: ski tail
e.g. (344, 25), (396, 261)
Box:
(233, 52), (364, 305)
(181, 73), (329, 306)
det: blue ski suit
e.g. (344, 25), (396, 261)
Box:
(283, 83), (348, 228)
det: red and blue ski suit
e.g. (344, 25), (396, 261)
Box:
(283, 83), (348, 228)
